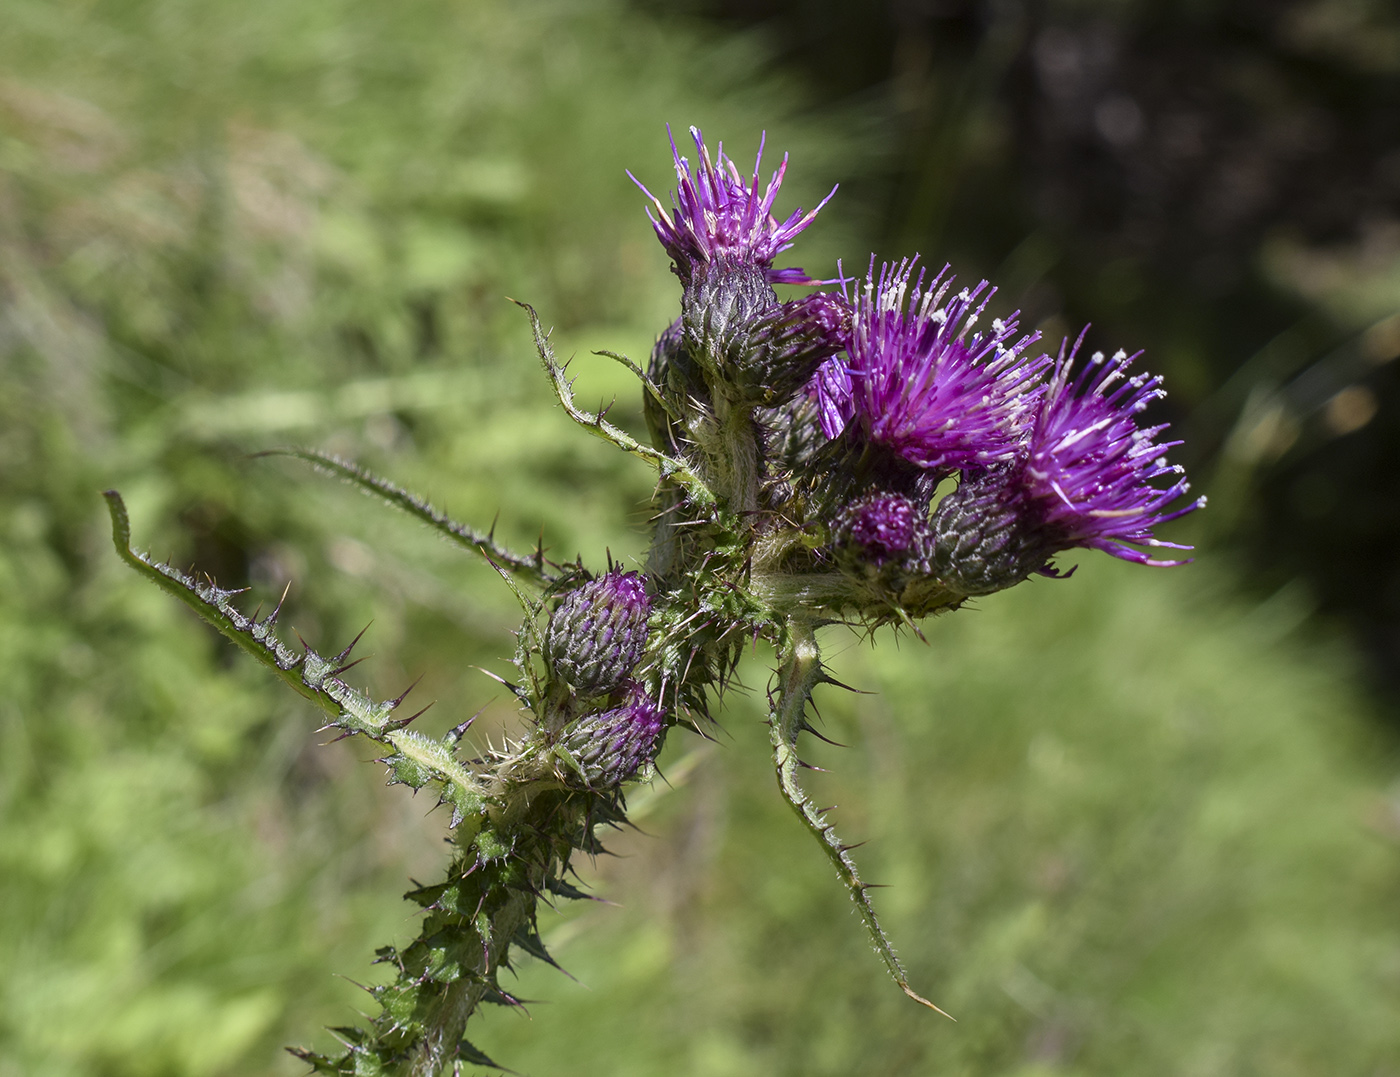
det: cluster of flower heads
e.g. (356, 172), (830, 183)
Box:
(637, 125), (1204, 590)
(547, 125), (1204, 784)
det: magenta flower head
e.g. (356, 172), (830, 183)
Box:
(545, 570), (652, 697)
(634, 126), (846, 409)
(630, 125), (834, 288)
(930, 337), (1205, 594)
(814, 259), (1048, 474)
(560, 682), (666, 789)
(1020, 339), (1206, 564)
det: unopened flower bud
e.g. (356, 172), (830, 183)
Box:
(929, 469), (1046, 596)
(561, 683), (666, 788)
(741, 291), (850, 405)
(833, 492), (930, 570)
(545, 571), (652, 696)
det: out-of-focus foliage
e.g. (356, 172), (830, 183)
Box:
(0, 0), (1397, 1075)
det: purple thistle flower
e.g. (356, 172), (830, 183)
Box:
(545, 570), (652, 696)
(930, 336), (1205, 594)
(561, 682), (666, 789)
(1018, 337), (1205, 566)
(813, 259), (1047, 472)
(630, 126), (835, 288)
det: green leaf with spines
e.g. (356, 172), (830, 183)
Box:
(456, 1038), (508, 1072)
(104, 490), (490, 833)
(509, 920), (564, 972)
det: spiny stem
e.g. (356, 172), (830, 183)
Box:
(262, 448), (557, 586)
(401, 851), (545, 1077)
(769, 619), (954, 1021)
(514, 299), (715, 507)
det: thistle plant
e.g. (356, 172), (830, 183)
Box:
(105, 125), (1203, 1075)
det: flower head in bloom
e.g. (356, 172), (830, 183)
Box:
(630, 126), (834, 287)
(545, 570), (652, 696)
(1019, 338), (1205, 565)
(929, 336), (1204, 594)
(814, 260), (1048, 472)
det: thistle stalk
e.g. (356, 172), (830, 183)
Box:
(769, 620), (952, 1019)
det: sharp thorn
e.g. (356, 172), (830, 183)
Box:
(402, 701), (437, 725)
(900, 984), (957, 1022)
(390, 674), (425, 709)
(334, 622), (373, 664)
(799, 722), (847, 748)
(817, 671), (868, 694)
(270, 581), (292, 622)
(328, 655), (370, 678)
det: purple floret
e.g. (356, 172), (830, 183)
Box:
(813, 259), (1047, 472)
(844, 494), (917, 565)
(630, 126), (835, 287)
(1022, 337), (1205, 565)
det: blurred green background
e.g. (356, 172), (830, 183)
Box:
(1, 0), (1397, 1075)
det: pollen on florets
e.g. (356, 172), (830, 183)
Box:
(545, 570), (652, 696)
(812, 259), (1048, 473)
(1019, 337), (1205, 566)
(629, 125), (835, 288)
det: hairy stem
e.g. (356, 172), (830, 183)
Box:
(715, 395), (760, 517)
(769, 619), (953, 1020)
(264, 449), (558, 586)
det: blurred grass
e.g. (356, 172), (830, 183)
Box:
(0, 0), (1397, 1075)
